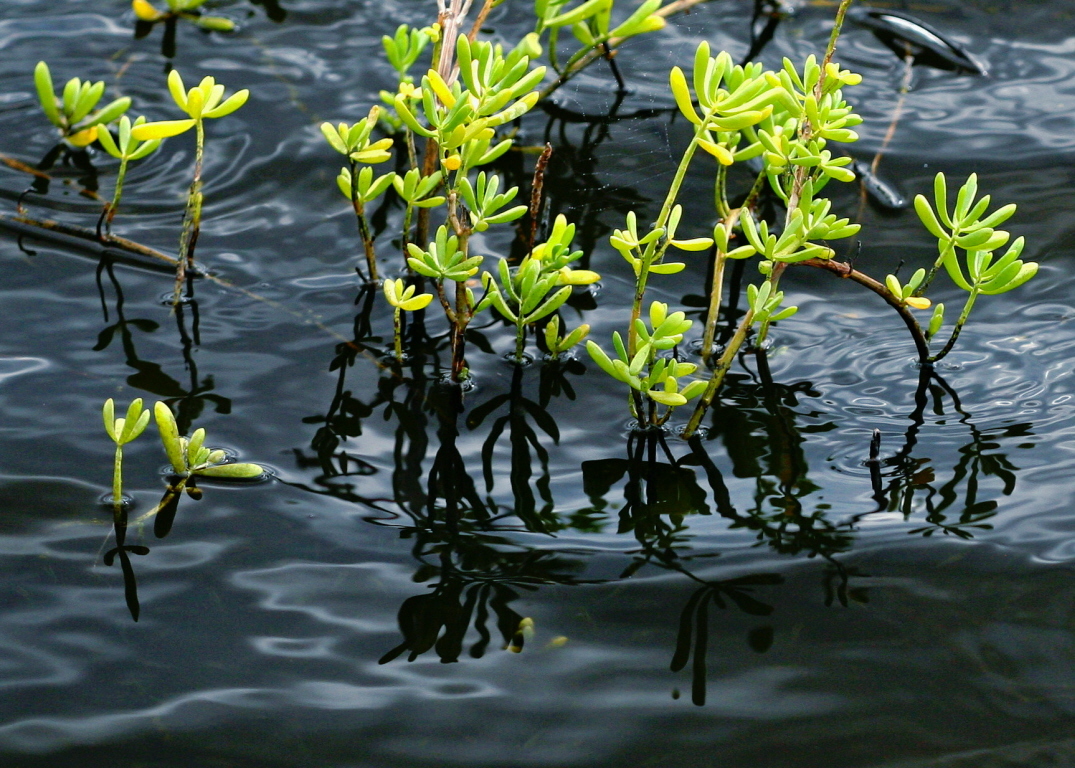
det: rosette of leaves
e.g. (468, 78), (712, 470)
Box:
(457, 172), (527, 232)
(478, 214), (599, 361)
(745, 280), (797, 345)
(132, 0), (236, 32)
(586, 302), (706, 424)
(383, 278), (434, 360)
(154, 402), (263, 479)
(544, 315), (590, 357)
(104, 398), (152, 510)
(728, 55), (863, 200)
(33, 61), (131, 147)
(913, 173), (1037, 360)
(741, 186), (859, 269)
(392, 35), (545, 174)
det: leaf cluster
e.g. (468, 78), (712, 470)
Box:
(34, 61), (131, 145)
(587, 303), (706, 408)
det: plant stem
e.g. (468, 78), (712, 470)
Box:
(97, 156), (129, 241)
(174, 119), (205, 304)
(514, 318), (527, 362)
(627, 135), (702, 356)
(393, 306), (403, 360)
(801, 257), (930, 361)
(929, 288), (977, 363)
(112, 444), (124, 511)
(821, 0), (856, 70)
(536, 0), (717, 101)
(684, 305), (755, 437)
(349, 159), (379, 282)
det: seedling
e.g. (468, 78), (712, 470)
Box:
(322, 107), (394, 281)
(103, 398), (151, 510)
(383, 278), (434, 360)
(131, 70), (248, 301)
(154, 401), (265, 480)
(478, 214), (599, 361)
(94, 115), (163, 238)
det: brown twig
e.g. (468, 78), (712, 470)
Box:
(528, 142), (553, 254)
(801, 257), (930, 362)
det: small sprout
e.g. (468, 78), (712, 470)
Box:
(153, 402), (264, 480)
(104, 398), (151, 510)
(384, 278), (434, 360)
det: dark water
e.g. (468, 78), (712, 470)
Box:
(2, 0), (1075, 765)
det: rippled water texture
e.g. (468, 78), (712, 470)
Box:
(2, 1), (1075, 766)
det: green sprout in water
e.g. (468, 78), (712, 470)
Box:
(130, 70), (249, 301)
(383, 278), (434, 360)
(133, 0), (236, 32)
(94, 115), (163, 239)
(153, 402), (265, 481)
(33, 61), (131, 147)
(322, 108), (395, 281)
(103, 398), (151, 511)
(478, 214), (600, 362)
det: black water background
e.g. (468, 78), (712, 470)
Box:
(2, 1), (1075, 766)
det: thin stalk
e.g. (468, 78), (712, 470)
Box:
(684, 305), (755, 437)
(349, 158), (379, 282)
(112, 445), (124, 511)
(97, 155), (130, 241)
(627, 135), (703, 356)
(393, 307), (404, 360)
(514, 318), (526, 362)
(402, 202), (414, 256)
(929, 288), (977, 363)
(173, 119), (205, 304)
(821, 0), (856, 70)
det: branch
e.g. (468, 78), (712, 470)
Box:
(801, 257), (930, 362)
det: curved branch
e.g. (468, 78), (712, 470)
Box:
(800, 257), (931, 363)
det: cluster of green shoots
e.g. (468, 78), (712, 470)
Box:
(308, 0), (1038, 426)
(323, 26), (601, 377)
(104, 398), (264, 512)
(32, 61), (248, 297)
(580, 36), (1037, 435)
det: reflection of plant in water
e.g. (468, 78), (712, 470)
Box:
(467, 365), (562, 533)
(670, 571), (782, 706)
(865, 367), (1022, 540)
